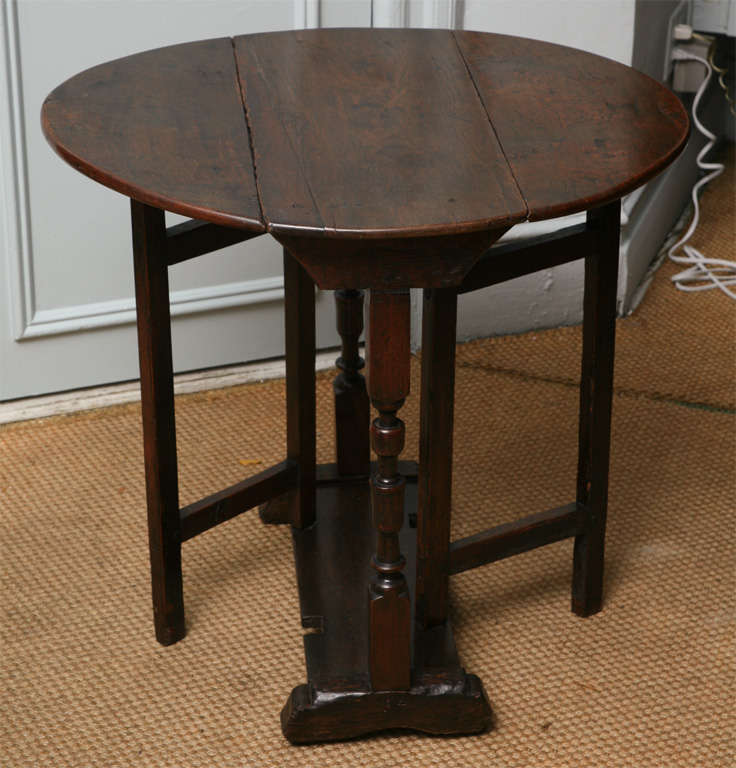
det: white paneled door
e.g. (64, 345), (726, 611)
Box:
(0, 0), (374, 400)
(0, 0), (457, 400)
(1, 0), (635, 401)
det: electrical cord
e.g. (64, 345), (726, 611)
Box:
(668, 48), (736, 299)
(692, 32), (736, 116)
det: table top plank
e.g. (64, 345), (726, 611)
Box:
(42, 29), (689, 239)
(453, 31), (689, 221)
(42, 38), (264, 232)
(234, 28), (527, 239)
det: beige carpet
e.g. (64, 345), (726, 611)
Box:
(2, 151), (734, 767)
(456, 147), (736, 413)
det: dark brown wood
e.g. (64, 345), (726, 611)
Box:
(259, 460), (418, 527)
(234, 28), (525, 239)
(42, 29), (692, 744)
(131, 200), (184, 646)
(282, 678), (490, 744)
(453, 31), (689, 221)
(284, 248), (317, 529)
(282, 479), (492, 743)
(459, 224), (594, 294)
(317, 460), (419, 486)
(572, 201), (621, 616)
(166, 219), (261, 266)
(180, 460), (297, 541)
(276, 229), (507, 290)
(416, 288), (458, 628)
(257, 251), (316, 530)
(275, 229), (508, 290)
(366, 289), (412, 692)
(42, 40), (264, 232)
(333, 290), (370, 477)
(44, 30), (688, 238)
(449, 503), (584, 576)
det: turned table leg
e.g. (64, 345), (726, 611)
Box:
(333, 289), (370, 477)
(572, 200), (620, 616)
(279, 284), (491, 743)
(366, 288), (412, 691)
(131, 200), (185, 646)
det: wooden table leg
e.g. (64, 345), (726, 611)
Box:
(284, 249), (316, 529)
(366, 288), (412, 691)
(261, 248), (316, 527)
(131, 200), (185, 646)
(416, 287), (458, 628)
(333, 289), (370, 477)
(572, 200), (621, 617)
(279, 284), (491, 744)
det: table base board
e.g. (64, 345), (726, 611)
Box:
(282, 676), (491, 744)
(281, 478), (492, 744)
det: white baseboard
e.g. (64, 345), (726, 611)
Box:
(0, 348), (341, 425)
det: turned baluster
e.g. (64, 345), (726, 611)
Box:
(366, 288), (412, 692)
(333, 289), (370, 476)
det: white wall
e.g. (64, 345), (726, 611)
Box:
(464, 0), (636, 63)
(0, 0), (351, 401)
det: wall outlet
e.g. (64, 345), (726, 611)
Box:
(673, 36), (716, 92)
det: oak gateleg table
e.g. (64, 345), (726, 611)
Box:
(42, 28), (688, 744)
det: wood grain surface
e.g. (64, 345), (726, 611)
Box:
(42, 39), (264, 231)
(234, 28), (525, 238)
(453, 31), (689, 221)
(42, 29), (689, 239)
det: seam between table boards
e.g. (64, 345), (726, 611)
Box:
(451, 30), (530, 222)
(273, 120), (328, 235)
(230, 37), (328, 236)
(230, 38), (266, 228)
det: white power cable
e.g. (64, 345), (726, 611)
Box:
(668, 48), (736, 300)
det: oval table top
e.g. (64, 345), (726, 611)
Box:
(42, 28), (688, 240)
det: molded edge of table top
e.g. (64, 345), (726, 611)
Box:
(40, 116), (264, 233)
(41, 29), (690, 240)
(41, 38), (266, 234)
